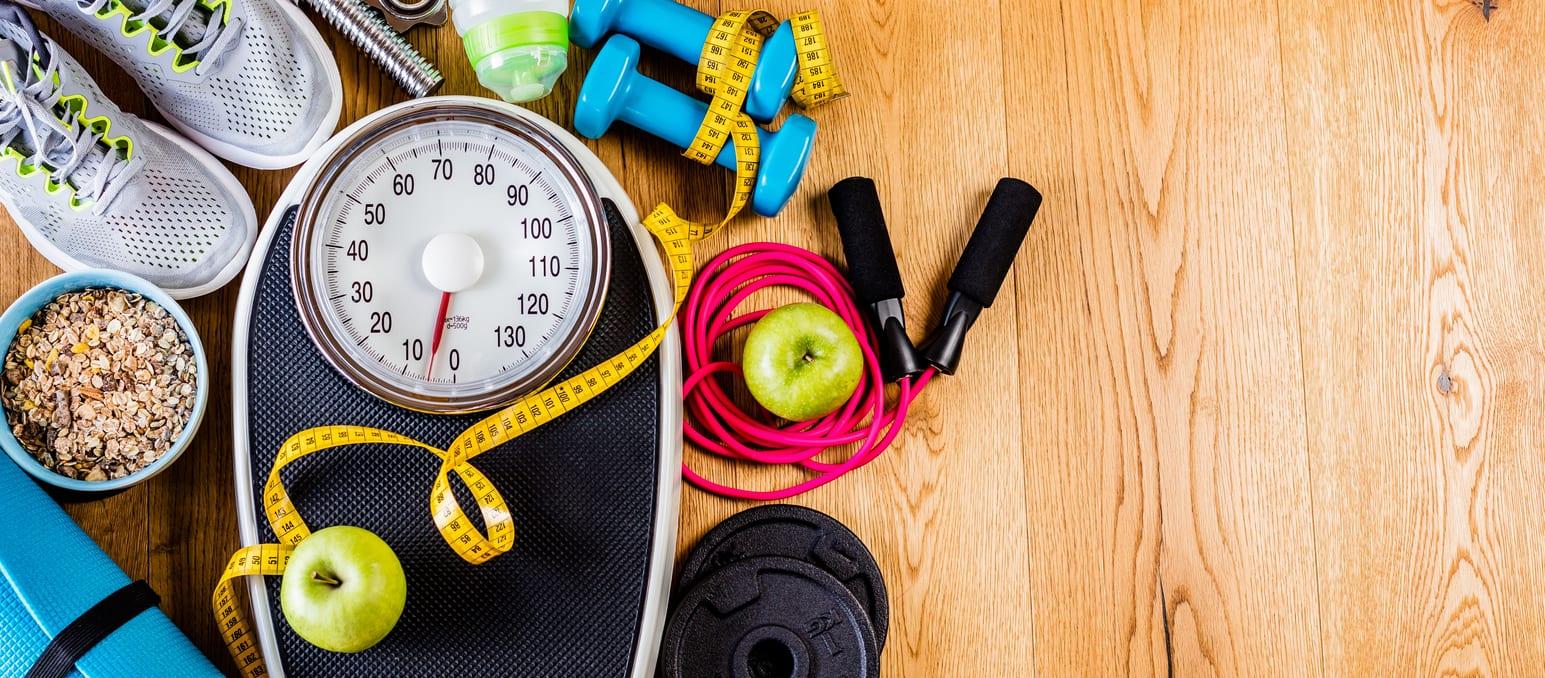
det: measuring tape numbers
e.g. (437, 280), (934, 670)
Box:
(213, 11), (844, 676)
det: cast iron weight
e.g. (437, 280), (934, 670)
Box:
(827, 177), (1043, 378)
(674, 504), (890, 650)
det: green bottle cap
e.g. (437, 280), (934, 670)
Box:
(463, 11), (568, 67)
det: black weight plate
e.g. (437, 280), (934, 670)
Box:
(660, 556), (879, 678)
(677, 505), (889, 649)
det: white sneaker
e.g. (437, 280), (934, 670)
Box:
(20, 0), (341, 168)
(0, 5), (257, 298)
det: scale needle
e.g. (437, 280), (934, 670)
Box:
(420, 232), (486, 381)
(427, 292), (451, 380)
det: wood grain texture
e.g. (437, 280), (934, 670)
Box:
(1280, 0), (1545, 674)
(672, 2), (1035, 675)
(1, 0), (1542, 675)
(1007, 0), (1321, 674)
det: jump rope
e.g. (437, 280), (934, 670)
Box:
(213, 10), (1039, 670)
(684, 177), (1042, 499)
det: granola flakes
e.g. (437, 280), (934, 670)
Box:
(2, 289), (197, 480)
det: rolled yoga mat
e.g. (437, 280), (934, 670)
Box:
(0, 457), (218, 676)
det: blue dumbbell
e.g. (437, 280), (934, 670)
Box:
(576, 36), (815, 218)
(570, 0), (798, 123)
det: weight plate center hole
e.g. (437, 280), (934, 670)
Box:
(748, 638), (796, 678)
(734, 626), (809, 678)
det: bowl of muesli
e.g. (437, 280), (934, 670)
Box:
(0, 270), (208, 494)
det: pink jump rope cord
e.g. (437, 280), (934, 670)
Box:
(681, 242), (934, 500)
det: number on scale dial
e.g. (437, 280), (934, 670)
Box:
(295, 106), (609, 413)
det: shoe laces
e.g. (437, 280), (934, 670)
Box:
(0, 41), (137, 212)
(77, 0), (245, 75)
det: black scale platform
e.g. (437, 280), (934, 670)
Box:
(245, 200), (662, 676)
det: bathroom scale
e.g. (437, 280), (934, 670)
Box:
(230, 96), (682, 677)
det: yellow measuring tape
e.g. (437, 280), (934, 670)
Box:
(213, 9), (844, 676)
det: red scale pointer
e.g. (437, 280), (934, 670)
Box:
(420, 233), (485, 380)
(426, 291), (452, 380)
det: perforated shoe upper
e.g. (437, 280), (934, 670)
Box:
(23, 0), (338, 165)
(0, 16), (256, 296)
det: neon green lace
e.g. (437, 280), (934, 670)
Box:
(0, 49), (136, 210)
(78, 0), (242, 74)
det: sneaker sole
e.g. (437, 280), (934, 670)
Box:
(4, 121), (259, 299)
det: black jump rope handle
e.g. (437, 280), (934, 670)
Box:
(923, 178), (1043, 374)
(829, 177), (926, 381)
(829, 177), (1043, 378)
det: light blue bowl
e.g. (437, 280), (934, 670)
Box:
(0, 270), (209, 494)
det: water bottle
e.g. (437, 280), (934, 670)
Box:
(451, 0), (569, 103)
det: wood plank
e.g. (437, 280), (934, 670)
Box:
(1007, 0), (1321, 673)
(1279, 0), (1545, 673)
(663, 2), (1033, 676)
(146, 287), (241, 675)
(4, 0), (1034, 673)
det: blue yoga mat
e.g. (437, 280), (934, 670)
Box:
(0, 458), (218, 677)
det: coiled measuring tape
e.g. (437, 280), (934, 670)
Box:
(213, 10), (844, 676)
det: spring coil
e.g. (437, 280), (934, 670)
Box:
(303, 0), (443, 97)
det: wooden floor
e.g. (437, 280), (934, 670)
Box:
(2, 0), (1543, 674)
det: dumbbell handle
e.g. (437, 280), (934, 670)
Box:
(570, 0), (798, 121)
(303, 0), (441, 97)
(575, 36), (814, 217)
(622, 73), (742, 169)
(922, 178), (1043, 374)
(613, 0), (710, 62)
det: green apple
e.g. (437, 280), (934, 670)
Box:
(280, 525), (406, 653)
(741, 303), (865, 421)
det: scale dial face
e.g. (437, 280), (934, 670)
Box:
(292, 103), (610, 413)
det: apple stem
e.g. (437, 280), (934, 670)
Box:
(311, 571), (342, 587)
